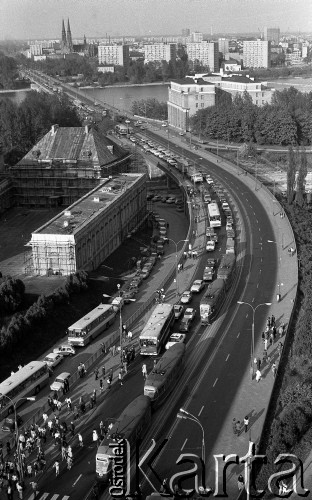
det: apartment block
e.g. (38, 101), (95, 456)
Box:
(144, 43), (176, 63)
(186, 42), (219, 72)
(98, 44), (130, 68)
(243, 40), (270, 69)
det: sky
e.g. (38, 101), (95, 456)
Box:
(0, 0), (312, 40)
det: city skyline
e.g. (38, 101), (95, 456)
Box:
(1, 0), (312, 41)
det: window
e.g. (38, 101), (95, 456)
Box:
(201, 103), (204, 108)
(196, 103), (198, 108)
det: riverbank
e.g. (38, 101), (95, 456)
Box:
(80, 81), (170, 90)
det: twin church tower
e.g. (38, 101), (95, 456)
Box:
(61, 18), (73, 53)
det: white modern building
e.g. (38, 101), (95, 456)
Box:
(144, 43), (176, 63)
(186, 42), (219, 72)
(98, 44), (130, 68)
(243, 40), (270, 69)
(167, 77), (215, 132)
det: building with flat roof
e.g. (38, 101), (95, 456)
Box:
(167, 77), (215, 131)
(243, 40), (270, 68)
(218, 38), (229, 56)
(29, 173), (147, 276)
(144, 43), (176, 63)
(264, 27), (280, 45)
(214, 75), (275, 105)
(186, 42), (219, 72)
(98, 44), (130, 68)
(10, 124), (130, 208)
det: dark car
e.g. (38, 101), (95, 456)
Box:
(2, 414), (23, 432)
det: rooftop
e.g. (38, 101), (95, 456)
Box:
(32, 173), (144, 236)
(171, 77), (214, 86)
(17, 125), (127, 168)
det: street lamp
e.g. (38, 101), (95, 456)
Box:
(177, 408), (205, 462)
(167, 239), (188, 296)
(0, 394), (36, 480)
(237, 301), (271, 379)
(268, 237), (284, 250)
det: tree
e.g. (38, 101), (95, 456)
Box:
(287, 146), (296, 204)
(295, 148), (308, 206)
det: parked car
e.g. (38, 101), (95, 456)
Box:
(50, 372), (71, 392)
(44, 353), (63, 369)
(179, 318), (192, 332)
(180, 290), (192, 304)
(174, 304), (184, 319)
(203, 266), (214, 282)
(140, 266), (151, 279)
(165, 333), (186, 350)
(206, 258), (216, 268)
(53, 345), (76, 357)
(206, 240), (216, 252)
(191, 280), (205, 293)
(183, 308), (196, 321)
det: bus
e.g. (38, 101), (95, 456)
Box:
(139, 303), (175, 356)
(96, 396), (151, 483)
(208, 202), (221, 228)
(200, 279), (226, 325)
(0, 361), (49, 420)
(67, 304), (116, 347)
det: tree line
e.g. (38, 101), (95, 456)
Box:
(131, 98), (168, 120)
(190, 87), (312, 146)
(0, 90), (81, 166)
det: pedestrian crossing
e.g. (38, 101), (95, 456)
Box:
(28, 493), (70, 500)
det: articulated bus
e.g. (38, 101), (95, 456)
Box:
(67, 304), (116, 347)
(0, 361), (49, 420)
(139, 303), (175, 356)
(207, 202), (221, 228)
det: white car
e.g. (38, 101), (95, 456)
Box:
(53, 345), (76, 356)
(174, 304), (184, 319)
(111, 296), (124, 311)
(44, 353), (64, 369)
(191, 280), (205, 293)
(50, 372), (71, 392)
(165, 333), (186, 350)
(183, 308), (196, 321)
(180, 290), (192, 304)
(206, 240), (216, 252)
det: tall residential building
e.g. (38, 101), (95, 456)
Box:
(182, 28), (190, 37)
(264, 27), (280, 45)
(243, 40), (270, 69)
(167, 77), (215, 131)
(98, 44), (130, 68)
(186, 42), (219, 72)
(191, 32), (203, 43)
(144, 43), (176, 64)
(218, 38), (229, 56)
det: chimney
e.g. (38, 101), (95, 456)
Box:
(51, 124), (59, 134)
(85, 124), (90, 134)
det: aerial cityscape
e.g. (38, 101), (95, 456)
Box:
(0, 1), (312, 499)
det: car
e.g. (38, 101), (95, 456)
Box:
(161, 123), (168, 127)
(206, 258), (216, 268)
(204, 194), (211, 203)
(53, 345), (76, 356)
(174, 304), (184, 320)
(146, 256), (156, 267)
(111, 296), (124, 311)
(166, 197), (175, 204)
(165, 333), (186, 350)
(183, 308), (196, 322)
(130, 275), (143, 287)
(179, 132), (185, 136)
(50, 372), (71, 392)
(179, 318), (192, 332)
(203, 266), (214, 281)
(191, 280), (205, 293)
(226, 221), (233, 231)
(206, 176), (214, 185)
(153, 195), (161, 201)
(180, 290), (192, 304)
(123, 289), (136, 302)
(140, 266), (151, 279)
(206, 240), (216, 252)
(44, 353), (64, 369)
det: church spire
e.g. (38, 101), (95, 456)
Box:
(61, 19), (67, 52)
(66, 18), (73, 52)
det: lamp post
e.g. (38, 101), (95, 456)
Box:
(237, 301), (271, 379)
(268, 237), (284, 250)
(0, 394), (36, 481)
(177, 408), (205, 462)
(167, 239), (188, 296)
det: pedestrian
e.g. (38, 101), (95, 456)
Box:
(67, 456), (73, 470)
(101, 366), (105, 378)
(264, 338), (268, 351)
(267, 316), (271, 329)
(78, 433), (83, 447)
(277, 342), (283, 358)
(81, 363), (86, 376)
(118, 370), (123, 386)
(183, 251), (187, 260)
(61, 445), (67, 461)
(272, 362), (277, 377)
(122, 324), (127, 339)
(271, 314), (275, 326)
(235, 420), (241, 435)
(107, 376), (112, 390)
(30, 481), (39, 499)
(256, 369), (262, 383)
(237, 474), (245, 491)
(53, 460), (60, 477)
(16, 482), (23, 499)
(42, 412), (48, 425)
(65, 397), (72, 412)
(128, 330), (133, 341)
(261, 331), (265, 343)
(27, 463), (33, 477)
(256, 358), (261, 371)
(244, 416), (249, 433)
(94, 368), (99, 381)
(142, 363), (147, 379)
(6, 484), (13, 500)
(70, 421), (75, 437)
(93, 430), (99, 446)
(112, 345), (116, 357)
(99, 379), (104, 393)
(78, 364), (82, 378)
(232, 418), (237, 435)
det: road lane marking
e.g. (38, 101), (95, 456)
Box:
(51, 495), (60, 500)
(213, 378), (218, 387)
(237, 332), (240, 338)
(252, 297), (255, 302)
(198, 406), (204, 416)
(39, 495), (50, 500)
(72, 474), (82, 487)
(257, 283), (259, 288)
(181, 438), (188, 451)
(225, 354), (230, 361)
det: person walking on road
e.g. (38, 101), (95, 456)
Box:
(53, 460), (60, 477)
(70, 421), (75, 437)
(16, 482), (23, 499)
(256, 369), (262, 383)
(272, 362), (277, 377)
(142, 363), (147, 379)
(67, 456), (73, 470)
(244, 416), (249, 433)
(94, 368), (99, 381)
(99, 379), (104, 393)
(118, 369), (123, 386)
(237, 474), (245, 491)
(101, 366), (105, 378)
(93, 430), (99, 447)
(78, 433), (83, 447)
(30, 482), (39, 499)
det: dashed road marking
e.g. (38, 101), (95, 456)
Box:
(198, 406), (204, 416)
(225, 354), (230, 361)
(72, 474), (82, 487)
(237, 332), (240, 338)
(181, 438), (188, 450)
(213, 378), (218, 387)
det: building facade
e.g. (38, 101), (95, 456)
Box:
(264, 27), (280, 45)
(10, 125), (131, 208)
(29, 174), (147, 276)
(186, 42), (219, 71)
(213, 75), (275, 106)
(98, 44), (130, 68)
(243, 40), (270, 69)
(167, 78), (215, 131)
(143, 43), (176, 63)
(218, 38), (229, 56)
